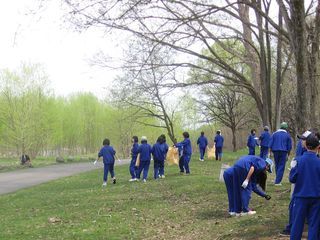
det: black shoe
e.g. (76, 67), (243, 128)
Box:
(279, 229), (290, 236)
(113, 178), (116, 184)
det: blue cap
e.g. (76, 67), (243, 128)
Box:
(265, 158), (273, 173)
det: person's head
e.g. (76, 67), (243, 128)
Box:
(280, 122), (288, 130)
(216, 130), (221, 135)
(201, 131), (204, 136)
(264, 126), (269, 131)
(183, 132), (189, 139)
(103, 138), (110, 146)
(141, 136), (147, 143)
(305, 133), (320, 151)
(132, 136), (138, 143)
(265, 158), (273, 173)
(251, 129), (256, 135)
(160, 134), (166, 142)
(157, 135), (165, 144)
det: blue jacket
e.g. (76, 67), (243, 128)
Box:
(233, 155), (267, 197)
(98, 145), (116, 164)
(247, 134), (258, 148)
(268, 129), (292, 152)
(152, 142), (166, 161)
(295, 140), (306, 157)
(197, 135), (208, 149)
(290, 151), (320, 198)
(162, 143), (169, 159)
(214, 135), (224, 148)
(131, 143), (139, 161)
(138, 142), (152, 162)
(175, 138), (192, 156)
(259, 130), (271, 147)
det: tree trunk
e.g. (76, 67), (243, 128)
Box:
(232, 128), (237, 152)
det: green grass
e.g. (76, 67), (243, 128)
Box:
(0, 150), (292, 240)
(0, 155), (96, 173)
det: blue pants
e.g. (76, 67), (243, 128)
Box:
(285, 197), (295, 233)
(248, 147), (255, 155)
(273, 151), (288, 184)
(129, 158), (137, 179)
(260, 146), (268, 159)
(215, 146), (222, 160)
(199, 147), (206, 160)
(183, 155), (191, 174)
(159, 160), (165, 176)
(153, 158), (163, 179)
(233, 166), (252, 213)
(291, 197), (320, 240)
(179, 156), (184, 172)
(103, 163), (115, 182)
(223, 167), (235, 212)
(137, 161), (150, 180)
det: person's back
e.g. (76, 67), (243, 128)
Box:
(139, 142), (152, 161)
(197, 135), (208, 148)
(214, 134), (224, 147)
(269, 130), (292, 152)
(260, 130), (271, 147)
(152, 142), (165, 161)
(99, 145), (116, 164)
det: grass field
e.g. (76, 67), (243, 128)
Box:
(0, 149), (293, 240)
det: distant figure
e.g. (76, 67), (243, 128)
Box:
(268, 122), (292, 185)
(175, 132), (192, 174)
(247, 129), (259, 155)
(129, 136), (139, 182)
(214, 130), (224, 161)
(259, 126), (271, 159)
(97, 138), (116, 187)
(152, 135), (168, 179)
(137, 136), (152, 182)
(21, 154), (32, 167)
(159, 134), (169, 178)
(197, 131), (208, 161)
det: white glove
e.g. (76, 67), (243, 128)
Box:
(242, 179), (249, 188)
(290, 160), (297, 168)
(94, 160), (97, 165)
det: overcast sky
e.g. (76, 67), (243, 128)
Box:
(0, 0), (122, 98)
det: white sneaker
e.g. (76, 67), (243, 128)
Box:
(161, 175), (165, 179)
(229, 212), (236, 216)
(129, 178), (136, 182)
(102, 182), (107, 186)
(143, 179), (147, 183)
(241, 211), (256, 216)
(274, 183), (282, 186)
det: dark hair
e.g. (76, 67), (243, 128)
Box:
(160, 134), (166, 142)
(251, 129), (256, 134)
(103, 138), (110, 146)
(183, 132), (189, 138)
(306, 133), (320, 149)
(216, 130), (221, 135)
(201, 131), (204, 135)
(157, 135), (165, 144)
(132, 136), (138, 143)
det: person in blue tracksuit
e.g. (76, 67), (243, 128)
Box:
(289, 133), (320, 240)
(159, 134), (169, 178)
(97, 138), (116, 186)
(268, 122), (292, 185)
(224, 155), (272, 216)
(175, 132), (192, 174)
(197, 131), (208, 161)
(214, 130), (224, 161)
(136, 136), (152, 182)
(247, 129), (259, 155)
(152, 135), (167, 179)
(259, 126), (271, 159)
(129, 136), (139, 182)
(281, 130), (311, 236)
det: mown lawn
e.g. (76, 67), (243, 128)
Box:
(0, 150), (292, 240)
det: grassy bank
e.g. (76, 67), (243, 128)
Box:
(0, 150), (292, 239)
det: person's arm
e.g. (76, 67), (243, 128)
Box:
(287, 135), (292, 157)
(289, 160), (298, 183)
(242, 166), (255, 188)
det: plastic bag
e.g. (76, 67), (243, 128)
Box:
(207, 146), (215, 159)
(135, 154), (140, 167)
(166, 147), (179, 165)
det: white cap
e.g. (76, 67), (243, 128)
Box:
(141, 136), (147, 141)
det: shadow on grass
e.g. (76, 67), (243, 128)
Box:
(195, 208), (227, 220)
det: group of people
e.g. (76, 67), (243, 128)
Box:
(196, 130), (224, 161)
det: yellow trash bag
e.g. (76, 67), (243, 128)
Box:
(207, 146), (215, 159)
(135, 154), (140, 167)
(166, 147), (179, 165)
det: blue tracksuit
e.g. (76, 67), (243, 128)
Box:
(137, 142), (152, 180)
(175, 138), (192, 174)
(247, 134), (259, 155)
(152, 142), (167, 179)
(289, 151), (320, 240)
(197, 135), (208, 160)
(177, 145), (184, 173)
(129, 143), (139, 179)
(214, 134), (224, 160)
(259, 130), (271, 159)
(269, 129), (292, 184)
(159, 143), (168, 176)
(295, 140), (306, 157)
(98, 145), (116, 182)
(223, 167), (235, 213)
(231, 156), (267, 213)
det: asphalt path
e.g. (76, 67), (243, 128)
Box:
(0, 160), (130, 195)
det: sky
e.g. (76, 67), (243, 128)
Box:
(0, 0), (122, 98)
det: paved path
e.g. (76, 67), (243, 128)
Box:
(0, 160), (130, 195)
